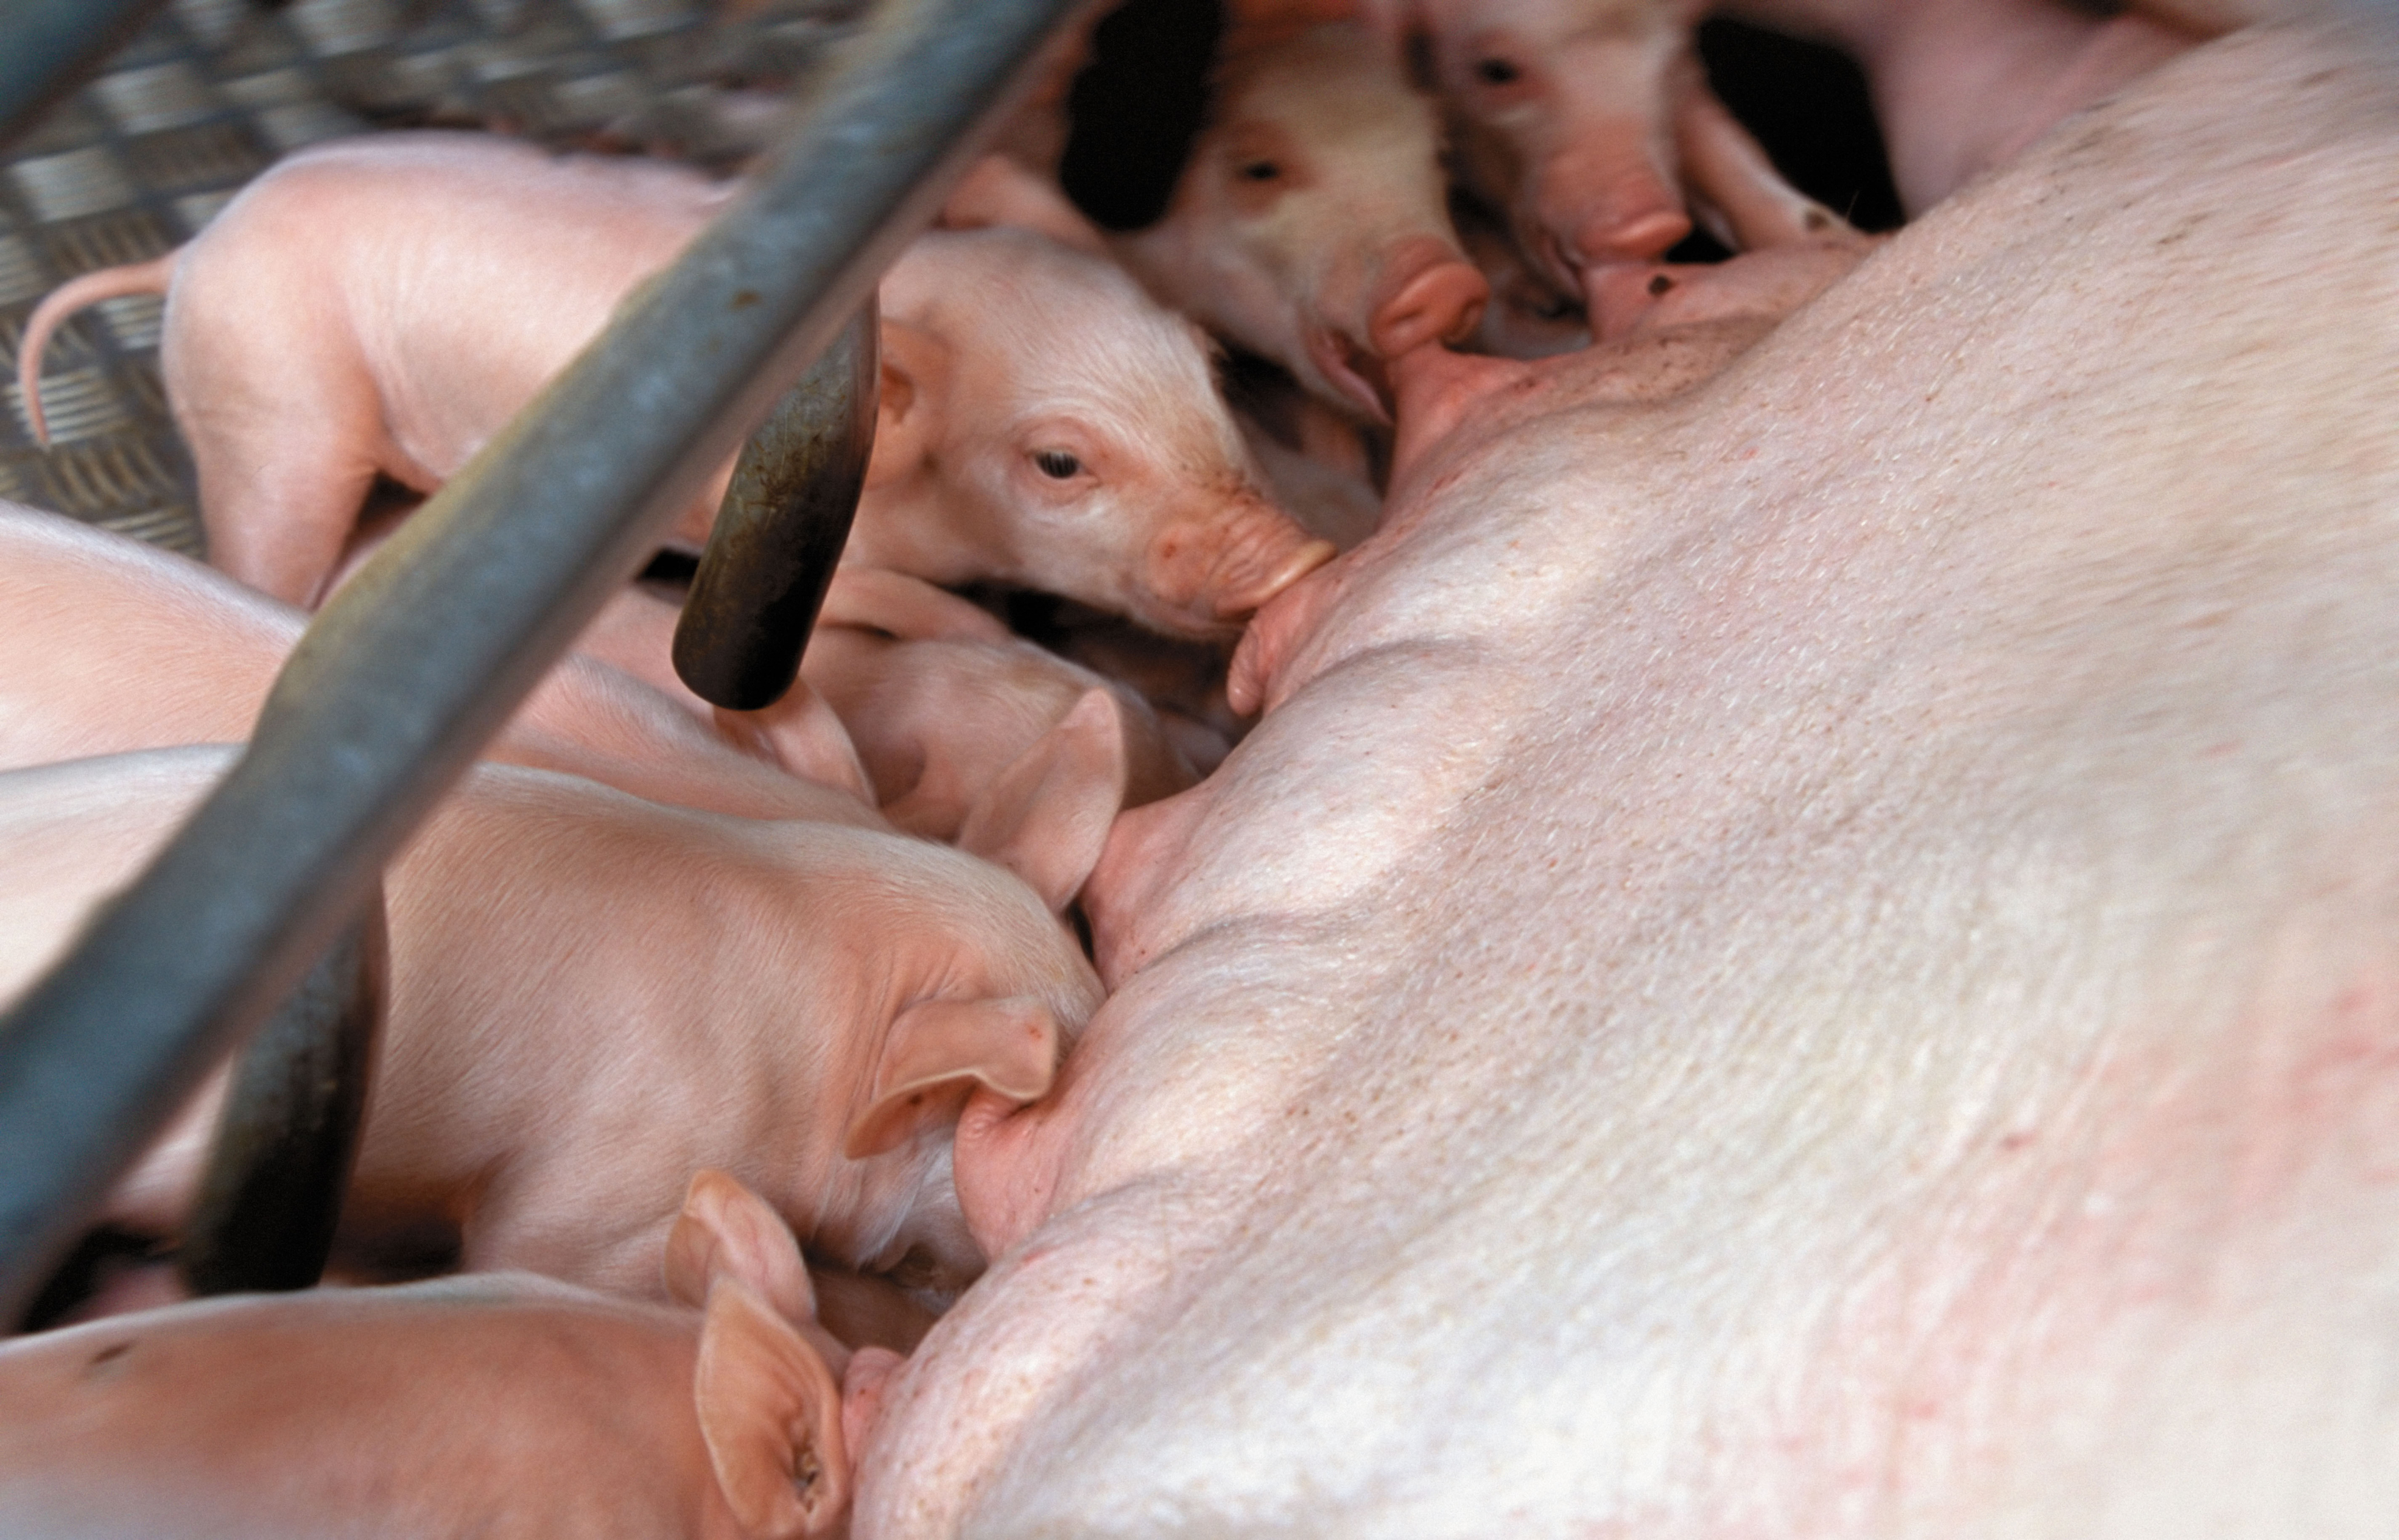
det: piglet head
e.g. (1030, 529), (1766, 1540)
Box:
(875, 228), (1332, 638)
(1416, 0), (1701, 295)
(1120, 23), (1488, 424)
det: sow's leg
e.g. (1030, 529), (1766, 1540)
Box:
(865, 21), (2399, 1540)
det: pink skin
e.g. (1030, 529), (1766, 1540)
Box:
(862, 18), (2347, 1539)
(801, 620), (1199, 842)
(17, 138), (1330, 635)
(1116, 23), (1489, 423)
(1388, 0), (1854, 327)
(1724, 0), (2203, 214)
(0, 1172), (893, 1540)
(0, 501), (871, 824)
(572, 583), (878, 804)
(0, 742), (1110, 1300)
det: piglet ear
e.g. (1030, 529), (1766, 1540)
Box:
(844, 995), (1059, 1159)
(955, 687), (1128, 914)
(664, 1170), (817, 1326)
(696, 1277), (850, 1540)
(868, 319), (952, 490)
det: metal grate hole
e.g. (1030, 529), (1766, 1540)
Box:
(37, 437), (190, 517)
(7, 99), (111, 159)
(41, 209), (177, 278)
(93, 62), (224, 135)
(121, 122), (270, 195)
(11, 149), (141, 223)
(9, 368), (135, 445)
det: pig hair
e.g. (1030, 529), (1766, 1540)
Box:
(900, 229), (1252, 480)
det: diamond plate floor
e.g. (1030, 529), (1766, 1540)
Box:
(1, 0), (860, 557)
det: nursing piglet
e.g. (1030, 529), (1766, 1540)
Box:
(1379, 0), (1852, 319)
(1115, 21), (1490, 423)
(804, 622), (1199, 841)
(15, 134), (1331, 635)
(0, 1171), (894, 1539)
(2, 735), (1110, 1299)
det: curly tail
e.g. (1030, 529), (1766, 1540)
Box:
(15, 251), (180, 447)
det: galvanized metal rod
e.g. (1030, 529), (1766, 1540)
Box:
(0, 0), (1098, 1323)
(0, 0), (174, 148)
(674, 297), (880, 710)
(178, 894), (386, 1298)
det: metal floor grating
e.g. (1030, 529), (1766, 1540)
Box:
(0, 0), (862, 557)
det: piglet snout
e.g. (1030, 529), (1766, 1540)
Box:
(1368, 240), (1491, 359)
(1539, 134), (1692, 272)
(1208, 529), (1339, 624)
(1143, 494), (1336, 631)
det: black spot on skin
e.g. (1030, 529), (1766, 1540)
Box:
(85, 1341), (133, 1374)
(1804, 209), (1832, 231)
(1648, 273), (1675, 297)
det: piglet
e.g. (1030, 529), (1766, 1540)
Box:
(1377, 0), (1853, 320)
(0, 732), (1114, 1299)
(15, 133), (1332, 635)
(0, 1170), (896, 1539)
(1115, 21), (1490, 424)
(582, 565), (1196, 841)
(808, 629), (1198, 842)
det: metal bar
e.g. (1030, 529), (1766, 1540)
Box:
(0, 0), (174, 149)
(674, 297), (879, 710)
(179, 895), (386, 1298)
(0, 0), (1098, 1323)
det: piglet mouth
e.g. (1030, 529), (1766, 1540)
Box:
(1305, 326), (1396, 426)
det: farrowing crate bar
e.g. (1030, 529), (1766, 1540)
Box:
(0, 0), (1097, 1321)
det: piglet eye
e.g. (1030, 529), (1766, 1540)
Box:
(1474, 57), (1521, 85)
(1034, 449), (1083, 480)
(1238, 159), (1281, 183)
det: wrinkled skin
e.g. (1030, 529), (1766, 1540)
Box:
(0, 745), (1106, 1300)
(802, 622), (1199, 842)
(851, 227), (1333, 639)
(1388, 0), (1855, 321)
(1117, 22), (1491, 422)
(863, 21), (2399, 1535)
(0, 502), (873, 824)
(16, 138), (1330, 633)
(0, 1172), (893, 1539)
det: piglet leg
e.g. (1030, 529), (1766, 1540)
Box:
(1672, 74), (1856, 252)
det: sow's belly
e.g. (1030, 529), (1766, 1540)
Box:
(866, 23), (2399, 1539)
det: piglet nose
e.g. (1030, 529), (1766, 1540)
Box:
(1576, 205), (1692, 265)
(1212, 536), (1338, 621)
(1369, 244), (1491, 358)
